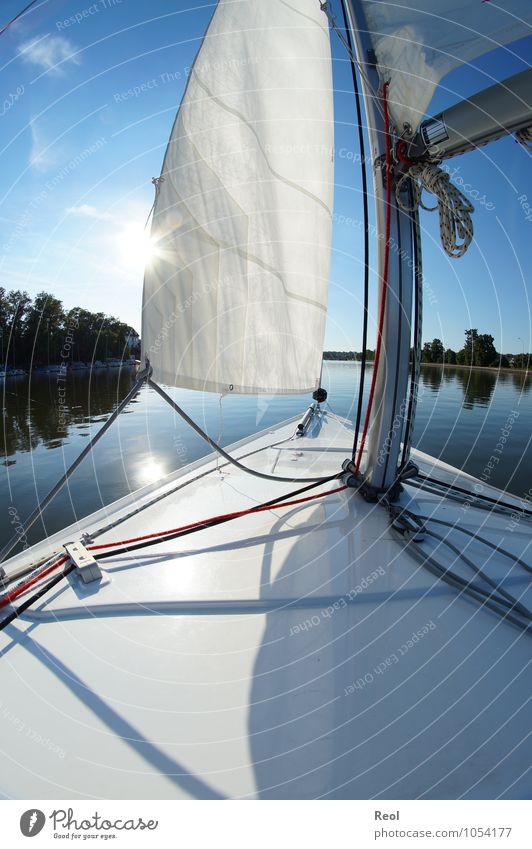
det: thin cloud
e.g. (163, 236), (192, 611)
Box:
(66, 205), (114, 221)
(29, 121), (53, 171)
(18, 34), (80, 73)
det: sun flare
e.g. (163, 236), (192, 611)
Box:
(116, 222), (156, 269)
(136, 456), (167, 485)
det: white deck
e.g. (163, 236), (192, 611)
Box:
(0, 410), (530, 799)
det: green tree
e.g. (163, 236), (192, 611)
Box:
(354, 350), (374, 361)
(421, 342), (433, 363)
(0, 287), (138, 368)
(22, 292), (65, 365)
(457, 329), (497, 367)
(430, 338), (444, 363)
(444, 348), (457, 364)
(3, 289), (31, 367)
(475, 334), (497, 366)
(459, 328), (478, 366)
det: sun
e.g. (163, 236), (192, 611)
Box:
(116, 222), (157, 269)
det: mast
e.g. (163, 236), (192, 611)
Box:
(343, 0), (416, 496)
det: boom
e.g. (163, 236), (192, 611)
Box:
(408, 69), (532, 161)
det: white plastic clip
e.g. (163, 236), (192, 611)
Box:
(64, 541), (102, 584)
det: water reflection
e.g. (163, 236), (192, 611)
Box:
(135, 455), (168, 486)
(1, 369), (137, 461)
(420, 365), (443, 394)
(453, 367), (497, 409)
(511, 371), (532, 395)
(1, 362), (531, 552)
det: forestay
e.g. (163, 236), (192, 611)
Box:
(142, 0), (334, 394)
(360, 0), (532, 134)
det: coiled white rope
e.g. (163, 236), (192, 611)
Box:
(396, 163), (474, 258)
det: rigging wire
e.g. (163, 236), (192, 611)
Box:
(3, 464), (531, 636)
(387, 504), (532, 634)
(407, 477), (532, 520)
(395, 509), (532, 618)
(0, 0), (42, 36)
(336, 0), (371, 464)
(353, 81), (392, 475)
(6, 474), (529, 635)
(401, 509), (532, 578)
(411, 473), (532, 519)
(148, 378), (341, 484)
(0, 480), (348, 628)
(320, 2), (385, 122)
(398, 534), (532, 635)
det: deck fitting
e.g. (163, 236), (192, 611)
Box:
(64, 541), (102, 584)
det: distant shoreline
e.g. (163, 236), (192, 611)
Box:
(323, 359), (530, 375)
(420, 362), (530, 375)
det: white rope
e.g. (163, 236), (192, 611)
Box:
(396, 163), (474, 258)
(144, 176), (165, 229)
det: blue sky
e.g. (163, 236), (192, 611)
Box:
(0, 0), (530, 354)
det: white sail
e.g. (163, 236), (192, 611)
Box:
(360, 0), (532, 133)
(142, 0), (333, 395)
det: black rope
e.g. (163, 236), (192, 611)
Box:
(400, 198), (422, 468)
(401, 537), (532, 635)
(387, 502), (532, 635)
(397, 508), (532, 618)
(414, 473), (532, 519)
(0, 477), (346, 630)
(93, 476), (345, 559)
(336, 0), (370, 461)
(0, 563), (75, 632)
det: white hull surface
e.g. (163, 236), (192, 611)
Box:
(0, 411), (530, 799)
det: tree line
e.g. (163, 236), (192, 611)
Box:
(421, 329), (530, 369)
(323, 350), (376, 361)
(0, 288), (140, 368)
(325, 331), (529, 370)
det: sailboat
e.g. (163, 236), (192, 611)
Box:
(1, 0), (532, 800)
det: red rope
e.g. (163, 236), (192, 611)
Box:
(0, 485), (348, 607)
(396, 139), (414, 167)
(354, 82), (393, 475)
(89, 484), (347, 550)
(0, 555), (68, 609)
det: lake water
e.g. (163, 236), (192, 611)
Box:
(1, 362), (531, 554)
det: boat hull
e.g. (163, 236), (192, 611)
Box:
(1, 412), (530, 799)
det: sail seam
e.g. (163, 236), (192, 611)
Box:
(277, 0), (331, 36)
(191, 70), (333, 218)
(159, 178), (328, 313)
